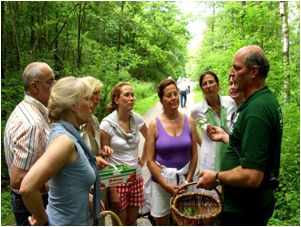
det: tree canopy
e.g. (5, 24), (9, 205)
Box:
(1, 1), (300, 225)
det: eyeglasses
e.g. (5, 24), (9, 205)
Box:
(34, 79), (56, 86)
(164, 92), (179, 99)
(201, 80), (216, 88)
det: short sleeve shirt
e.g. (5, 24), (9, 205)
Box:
(4, 95), (51, 175)
(99, 111), (145, 177)
(221, 86), (283, 214)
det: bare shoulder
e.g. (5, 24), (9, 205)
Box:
(148, 118), (158, 135)
(48, 134), (76, 155)
(187, 116), (196, 125)
(149, 118), (157, 128)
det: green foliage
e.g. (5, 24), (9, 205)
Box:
(132, 80), (157, 115)
(269, 102), (300, 226)
(1, 189), (15, 226)
(133, 94), (158, 116)
(1, 0), (190, 165)
(193, 85), (203, 104)
(1, 1), (300, 225)
(191, 2), (300, 225)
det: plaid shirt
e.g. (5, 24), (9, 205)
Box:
(4, 95), (51, 179)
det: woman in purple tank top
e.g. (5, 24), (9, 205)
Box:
(146, 78), (198, 225)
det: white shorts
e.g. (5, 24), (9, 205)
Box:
(150, 180), (172, 218)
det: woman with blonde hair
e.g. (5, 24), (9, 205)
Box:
(80, 76), (112, 167)
(100, 82), (147, 226)
(80, 76), (103, 155)
(20, 76), (100, 225)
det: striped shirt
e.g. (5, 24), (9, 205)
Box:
(4, 95), (51, 178)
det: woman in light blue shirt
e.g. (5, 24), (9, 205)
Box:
(20, 77), (97, 225)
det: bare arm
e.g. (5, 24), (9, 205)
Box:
(10, 166), (28, 190)
(98, 130), (112, 169)
(99, 128), (113, 157)
(146, 120), (179, 194)
(219, 166), (264, 188)
(196, 166), (264, 190)
(139, 123), (148, 166)
(10, 166), (48, 193)
(196, 132), (202, 146)
(186, 117), (198, 182)
(100, 129), (110, 149)
(20, 135), (77, 225)
(206, 125), (229, 144)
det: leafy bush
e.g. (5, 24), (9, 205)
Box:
(269, 102), (300, 226)
(1, 189), (15, 226)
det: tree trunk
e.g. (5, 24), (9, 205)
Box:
(280, 1), (290, 102)
(30, 6), (35, 50)
(116, 1), (125, 71)
(211, 2), (215, 33)
(76, 2), (86, 69)
(8, 2), (21, 70)
(1, 2), (6, 77)
(241, 1), (246, 39)
(54, 10), (60, 73)
(77, 3), (82, 68)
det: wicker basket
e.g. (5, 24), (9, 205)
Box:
(170, 181), (222, 226)
(101, 210), (123, 226)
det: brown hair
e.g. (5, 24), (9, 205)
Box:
(157, 78), (178, 99)
(107, 82), (132, 113)
(199, 71), (219, 88)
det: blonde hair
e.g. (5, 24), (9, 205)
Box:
(80, 76), (103, 93)
(48, 76), (92, 122)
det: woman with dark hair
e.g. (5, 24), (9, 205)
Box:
(146, 78), (198, 225)
(99, 82), (147, 226)
(191, 71), (236, 174)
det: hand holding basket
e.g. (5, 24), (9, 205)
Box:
(170, 181), (222, 226)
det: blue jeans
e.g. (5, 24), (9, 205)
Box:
(180, 91), (187, 108)
(11, 190), (48, 226)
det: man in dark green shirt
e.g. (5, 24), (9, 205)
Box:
(196, 45), (283, 225)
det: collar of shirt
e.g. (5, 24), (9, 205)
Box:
(237, 86), (268, 113)
(200, 94), (223, 113)
(24, 95), (49, 120)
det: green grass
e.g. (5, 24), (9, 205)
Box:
(193, 86), (203, 103)
(132, 80), (158, 116)
(1, 188), (15, 226)
(134, 94), (158, 116)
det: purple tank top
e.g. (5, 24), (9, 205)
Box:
(155, 114), (192, 169)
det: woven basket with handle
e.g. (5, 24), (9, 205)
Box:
(170, 181), (222, 226)
(101, 210), (123, 226)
